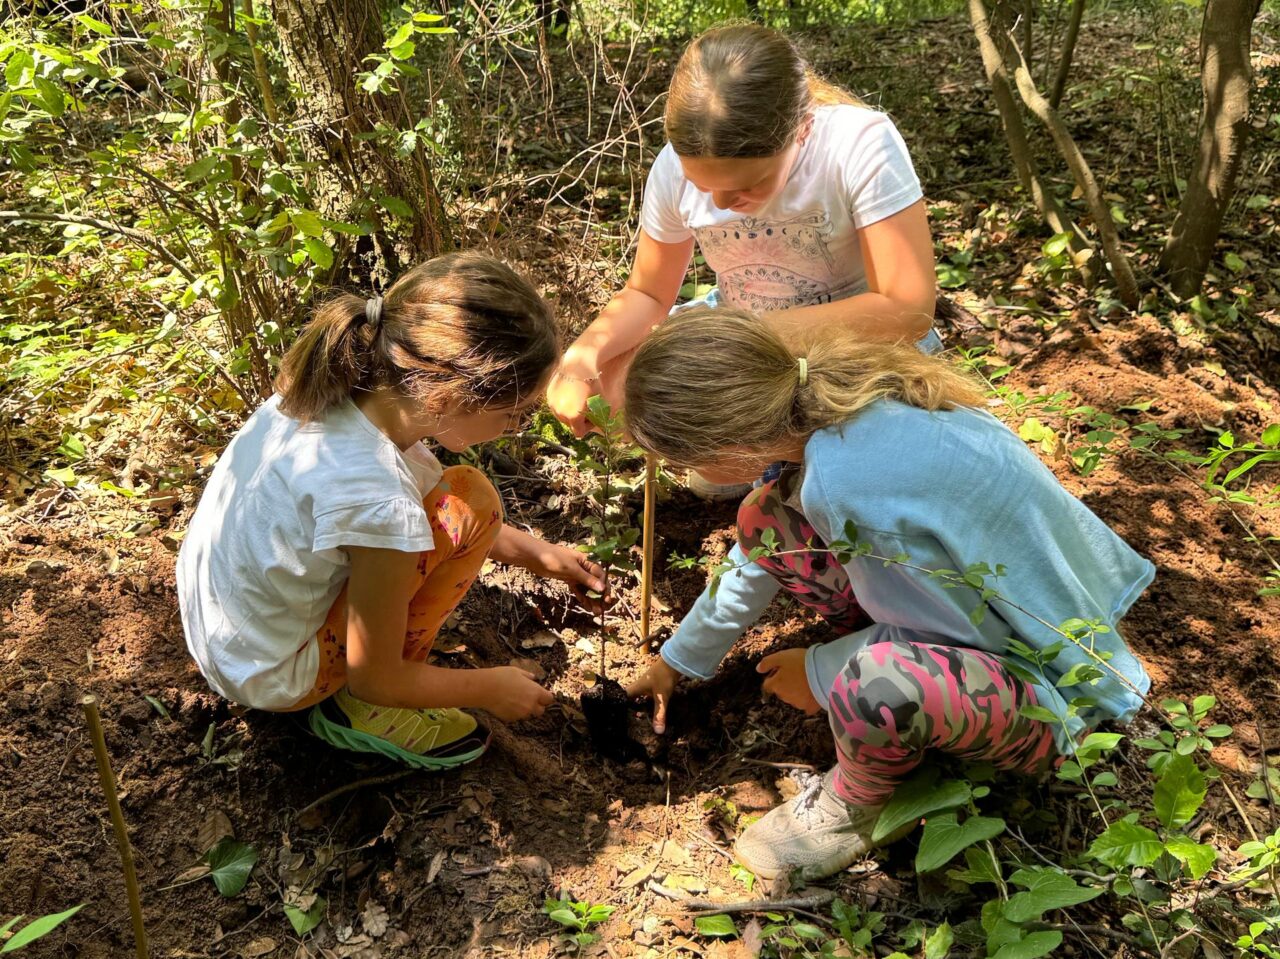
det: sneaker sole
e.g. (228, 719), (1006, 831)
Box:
(308, 704), (490, 770)
(732, 818), (919, 882)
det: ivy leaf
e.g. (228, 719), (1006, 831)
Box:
(1164, 835), (1216, 879)
(284, 895), (326, 935)
(204, 838), (258, 897)
(1153, 753), (1206, 829)
(1087, 820), (1163, 870)
(694, 914), (736, 938)
(914, 813), (1005, 873)
(874, 768), (970, 842)
(1003, 867), (1103, 922)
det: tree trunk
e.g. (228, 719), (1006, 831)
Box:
(273, 0), (450, 286)
(1010, 43), (1140, 308)
(969, 0), (1094, 285)
(1160, 0), (1262, 299)
(1049, 0), (1084, 110)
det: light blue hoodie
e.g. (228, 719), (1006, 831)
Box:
(660, 398), (1154, 752)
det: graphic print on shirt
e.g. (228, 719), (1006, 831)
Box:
(695, 210), (841, 312)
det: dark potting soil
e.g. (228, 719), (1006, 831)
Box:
(579, 676), (649, 764)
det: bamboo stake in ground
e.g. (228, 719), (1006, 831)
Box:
(81, 694), (149, 959)
(640, 454), (657, 643)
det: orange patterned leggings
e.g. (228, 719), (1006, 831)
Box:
(283, 465), (504, 711)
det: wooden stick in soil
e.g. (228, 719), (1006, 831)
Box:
(81, 694), (149, 959)
(639, 453), (657, 644)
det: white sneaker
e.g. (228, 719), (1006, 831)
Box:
(733, 768), (915, 880)
(686, 471), (753, 502)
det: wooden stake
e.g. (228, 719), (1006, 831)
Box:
(81, 694), (149, 959)
(640, 454), (658, 644)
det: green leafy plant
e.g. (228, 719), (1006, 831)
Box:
(542, 896), (615, 951)
(204, 838), (259, 897)
(579, 395), (644, 672)
(0, 907), (82, 953)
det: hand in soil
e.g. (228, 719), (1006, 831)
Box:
(758, 648), (822, 715)
(480, 666), (555, 721)
(626, 657), (680, 734)
(524, 544), (607, 612)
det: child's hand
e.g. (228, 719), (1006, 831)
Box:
(480, 666), (555, 722)
(547, 370), (597, 438)
(626, 657), (680, 734)
(524, 543), (608, 613)
(757, 649), (822, 715)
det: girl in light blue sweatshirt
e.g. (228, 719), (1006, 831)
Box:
(623, 306), (1154, 881)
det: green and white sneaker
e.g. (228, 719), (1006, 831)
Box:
(308, 688), (490, 770)
(733, 768), (916, 881)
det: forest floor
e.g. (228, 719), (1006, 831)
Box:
(4, 9), (1280, 959)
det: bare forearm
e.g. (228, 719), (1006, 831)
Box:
(348, 660), (495, 711)
(767, 289), (936, 346)
(491, 523), (545, 569)
(562, 286), (669, 374)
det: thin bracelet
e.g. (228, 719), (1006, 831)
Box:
(557, 369), (601, 384)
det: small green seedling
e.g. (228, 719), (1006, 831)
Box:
(1, 907), (83, 953)
(543, 897), (615, 951)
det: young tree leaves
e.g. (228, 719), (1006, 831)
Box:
(1153, 753), (1207, 830)
(1087, 820), (1163, 870)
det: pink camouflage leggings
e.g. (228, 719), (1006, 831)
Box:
(738, 479), (1059, 807)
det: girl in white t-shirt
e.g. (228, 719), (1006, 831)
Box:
(178, 252), (605, 769)
(549, 23), (939, 446)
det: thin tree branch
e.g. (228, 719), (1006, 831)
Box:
(0, 210), (197, 282)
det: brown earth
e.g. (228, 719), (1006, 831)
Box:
(3, 311), (1279, 959)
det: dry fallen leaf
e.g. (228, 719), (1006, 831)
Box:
(240, 937), (276, 958)
(361, 901), (389, 938)
(426, 849), (446, 884)
(520, 630), (560, 649)
(618, 860), (655, 888)
(197, 810), (234, 853)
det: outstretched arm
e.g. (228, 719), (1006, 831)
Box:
(549, 231), (695, 435)
(766, 202), (936, 345)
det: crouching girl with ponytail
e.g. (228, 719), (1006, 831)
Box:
(178, 253), (605, 769)
(623, 306), (1154, 880)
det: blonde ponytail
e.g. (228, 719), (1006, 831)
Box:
(624, 306), (983, 467)
(805, 70), (864, 108)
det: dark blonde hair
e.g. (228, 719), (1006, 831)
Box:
(276, 252), (559, 422)
(624, 306), (985, 467)
(665, 23), (863, 159)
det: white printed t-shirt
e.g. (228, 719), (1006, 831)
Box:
(641, 105), (924, 312)
(177, 394), (443, 710)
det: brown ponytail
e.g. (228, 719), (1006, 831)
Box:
(276, 252), (559, 423)
(665, 23), (863, 159)
(623, 306), (984, 467)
